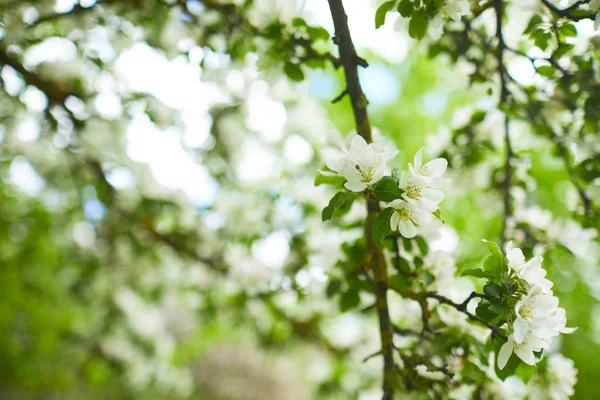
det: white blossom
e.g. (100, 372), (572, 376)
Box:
(389, 198), (432, 238)
(323, 135), (392, 192)
(498, 332), (551, 368)
(399, 169), (445, 212)
(498, 245), (576, 369)
(505, 241), (553, 293)
(546, 353), (578, 400)
(407, 148), (450, 189)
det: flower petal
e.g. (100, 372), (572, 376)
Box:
(513, 318), (528, 344)
(507, 247), (525, 270)
(413, 148), (423, 169)
(390, 211), (400, 232)
(350, 135), (369, 160)
(423, 158), (447, 177)
(497, 341), (514, 370)
(514, 343), (536, 365)
(399, 220), (417, 239)
(344, 180), (367, 192)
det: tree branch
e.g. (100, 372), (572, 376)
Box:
(427, 293), (506, 340)
(494, 0), (514, 249)
(327, 1), (395, 398)
(540, 0), (594, 21)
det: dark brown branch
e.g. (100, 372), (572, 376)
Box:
(0, 46), (84, 103)
(327, 1), (395, 398)
(540, 0), (594, 21)
(494, 0), (514, 249)
(427, 293), (506, 340)
(331, 89), (349, 103)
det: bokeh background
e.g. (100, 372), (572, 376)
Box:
(1, 0), (599, 398)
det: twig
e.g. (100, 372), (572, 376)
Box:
(427, 293), (507, 340)
(540, 0), (594, 21)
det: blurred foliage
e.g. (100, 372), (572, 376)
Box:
(0, 0), (599, 399)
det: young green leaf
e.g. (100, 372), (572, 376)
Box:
(415, 236), (428, 255)
(408, 9), (428, 40)
(340, 289), (361, 312)
(375, 1), (396, 28)
(284, 62), (305, 82)
(397, 0), (413, 17)
(372, 207), (395, 247)
(314, 174), (345, 187)
(515, 362), (537, 383)
(461, 268), (495, 280)
(373, 176), (404, 202)
(432, 209), (445, 223)
(322, 192), (355, 221)
(475, 302), (498, 322)
(482, 240), (507, 277)
(483, 283), (502, 297)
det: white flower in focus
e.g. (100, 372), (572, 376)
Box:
(546, 354), (577, 400)
(505, 241), (553, 293)
(497, 333), (550, 369)
(399, 170), (445, 212)
(513, 287), (561, 343)
(389, 199), (432, 239)
(324, 135), (391, 192)
(408, 148), (450, 189)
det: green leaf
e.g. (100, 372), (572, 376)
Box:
(422, 271), (435, 286)
(475, 302), (498, 322)
(284, 62), (305, 82)
(340, 290), (361, 312)
(536, 65), (555, 78)
(326, 279), (342, 298)
(373, 207), (395, 247)
(432, 209), (445, 224)
(322, 192), (355, 221)
(375, 1), (396, 28)
(532, 29), (552, 51)
(402, 238), (413, 252)
(483, 283), (502, 297)
(397, 0), (413, 17)
(482, 240), (507, 278)
(314, 174), (345, 187)
(395, 256), (412, 275)
(390, 274), (412, 289)
(415, 236), (428, 255)
(414, 256), (424, 268)
(559, 23), (577, 38)
(523, 14), (543, 35)
(515, 362), (537, 383)
(307, 26), (330, 41)
(408, 9), (428, 40)
(373, 177), (404, 202)
(554, 43), (574, 59)
(461, 268), (495, 280)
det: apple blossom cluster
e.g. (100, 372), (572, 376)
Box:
(497, 243), (576, 370)
(389, 149), (449, 238)
(320, 135), (449, 240)
(321, 135), (395, 193)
